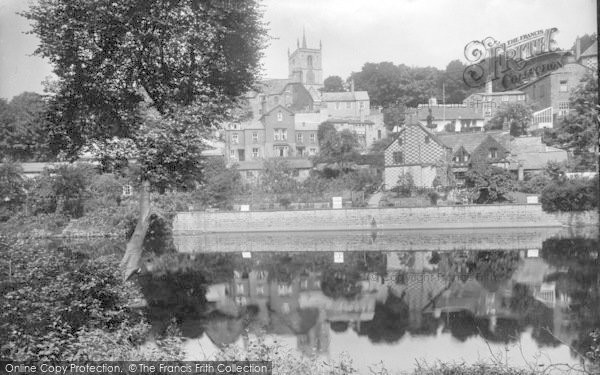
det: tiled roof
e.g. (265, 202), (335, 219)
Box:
(417, 106), (484, 120)
(509, 136), (569, 170)
(235, 158), (313, 170)
(259, 79), (293, 95)
(240, 120), (264, 130)
(581, 40), (598, 57)
(322, 91), (369, 102)
(510, 136), (547, 154)
(436, 131), (510, 153)
(324, 117), (374, 125)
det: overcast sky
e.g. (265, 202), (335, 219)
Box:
(0, 0), (596, 100)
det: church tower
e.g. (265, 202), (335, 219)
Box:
(288, 29), (323, 94)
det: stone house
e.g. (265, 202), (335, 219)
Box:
(383, 122), (452, 189)
(463, 87), (527, 124)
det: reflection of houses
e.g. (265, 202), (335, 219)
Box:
(237, 159), (313, 184)
(383, 122), (452, 189)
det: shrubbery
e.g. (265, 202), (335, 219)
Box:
(541, 177), (598, 212)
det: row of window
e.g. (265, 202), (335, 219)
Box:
(235, 280), (317, 296)
(230, 146), (317, 159)
(332, 101), (367, 110)
(231, 131), (317, 143)
(392, 148), (498, 165)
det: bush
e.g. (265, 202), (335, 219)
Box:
(541, 177), (598, 212)
(0, 240), (144, 361)
(0, 161), (26, 221)
(428, 191), (439, 205)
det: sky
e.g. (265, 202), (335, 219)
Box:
(0, 0), (597, 100)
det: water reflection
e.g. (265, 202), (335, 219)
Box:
(140, 237), (599, 370)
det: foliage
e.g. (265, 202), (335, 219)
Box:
(322, 75), (345, 92)
(540, 177), (598, 212)
(197, 157), (241, 209)
(464, 166), (515, 203)
(259, 159), (298, 195)
(553, 74), (598, 171)
(0, 240), (146, 361)
(0, 92), (53, 161)
(441, 59), (474, 103)
(350, 62), (442, 107)
(358, 293), (409, 343)
(486, 102), (532, 137)
(23, 0), (267, 190)
(0, 160), (26, 221)
(571, 33), (597, 55)
(28, 163), (96, 218)
(320, 265), (362, 300)
(395, 172), (414, 197)
(383, 104), (406, 131)
(315, 123), (361, 169)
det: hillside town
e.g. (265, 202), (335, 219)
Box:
(0, 1), (599, 374)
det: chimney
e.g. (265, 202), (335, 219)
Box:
(485, 76), (493, 94)
(575, 37), (581, 61)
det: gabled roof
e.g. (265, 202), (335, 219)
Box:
(322, 91), (369, 102)
(580, 40), (598, 58)
(417, 106), (484, 121)
(259, 79), (293, 95)
(385, 121), (450, 152)
(436, 131), (510, 154)
(259, 104), (295, 119)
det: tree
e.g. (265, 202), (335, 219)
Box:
(0, 160), (26, 221)
(464, 166), (515, 203)
(0, 92), (52, 161)
(441, 60), (473, 103)
(553, 74), (598, 171)
(382, 104), (406, 131)
(571, 33), (597, 55)
(23, 0), (267, 280)
(260, 159), (298, 195)
(322, 76), (345, 92)
(197, 157), (241, 210)
(315, 123), (361, 170)
(486, 102), (532, 136)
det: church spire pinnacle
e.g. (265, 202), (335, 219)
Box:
(302, 27), (307, 48)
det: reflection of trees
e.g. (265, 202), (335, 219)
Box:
(469, 251), (520, 292)
(358, 293), (409, 343)
(541, 238), (600, 358)
(321, 265), (362, 299)
(330, 321), (349, 333)
(509, 283), (560, 348)
(442, 311), (478, 342)
(139, 271), (208, 334)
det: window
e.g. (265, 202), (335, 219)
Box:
(360, 101), (365, 109)
(393, 151), (404, 164)
(231, 133), (239, 144)
(335, 102), (341, 110)
(502, 95), (508, 102)
(252, 132), (258, 142)
(307, 55), (313, 68)
(122, 185), (132, 197)
(256, 286), (265, 296)
(558, 101), (570, 116)
(230, 149), (236, 159)
(274, 129), (287, 141)
(310, 133), (316, 143)
(517, 95), (525, 101)
(489, 148), (498, 158)
(346, 101), (352, 109)
(462, 154), (469, 162)
(236, 283), (244, 294)
(297, 133), (303, 142)
(281, 302), (290, 313)
(230, 123), (239, 130)
(274, 145), (288, 157)
(559, 80), (568, 92)
(278, 283), (292, 296)
(377, 129), (382, 139)
(277, 111), (283, 121)
(424, 136), (430, 144)
(252, 148), (259, 158)
(300, 279), (309, 290)
(246, 171), (254, 178)
(309, 147), (317, 155)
